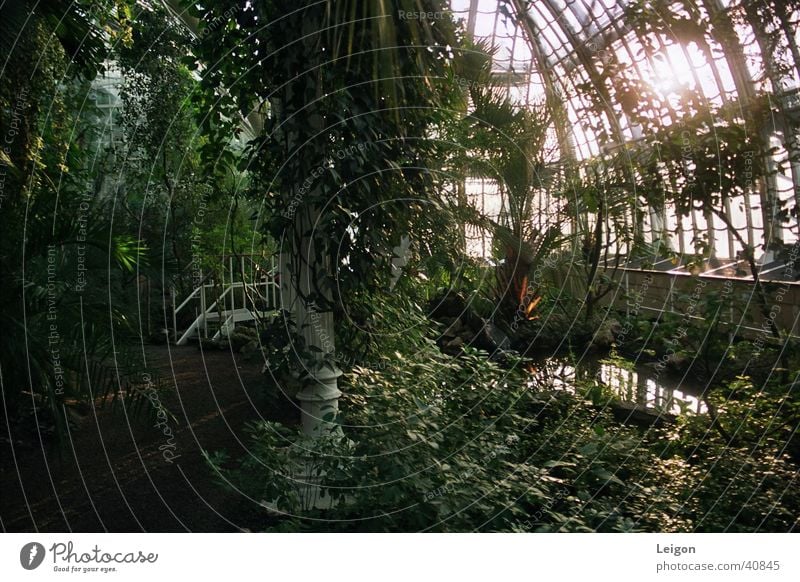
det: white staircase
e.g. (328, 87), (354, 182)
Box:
(171, 255), (279, 345)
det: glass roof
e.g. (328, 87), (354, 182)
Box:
(451, 0), (800, 265)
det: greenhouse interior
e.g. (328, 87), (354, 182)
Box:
(1, 0), (799, 533)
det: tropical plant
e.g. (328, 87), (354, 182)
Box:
(186, 0), (465, 389)
(114, 4), (260, 304)
(0, 55), (146, 442)
(208, 316), (800, 532)
(558, 155), (641, 322)
(0, 1), (185, 443)
(455, 70), (564, 325)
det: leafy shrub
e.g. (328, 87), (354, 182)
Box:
(209, 301), (798, 532)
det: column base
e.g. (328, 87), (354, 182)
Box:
(295, 364), (343, 437)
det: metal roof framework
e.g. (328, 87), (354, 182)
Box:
(452, 0), (800, 274)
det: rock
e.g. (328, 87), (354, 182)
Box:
(228, 327), (258, 350)
(445, 319), (464, 336)
(611, 401), (675, 427)
(429, 291), (468, 319)
(445, 336), (465, 349)
(240, 340), (259, 354)
(478, 319), (510, 351)
(237, 326), (259, 338)
(591, 319), (621, 349)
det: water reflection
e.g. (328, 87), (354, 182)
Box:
(526, 357), (707, 415)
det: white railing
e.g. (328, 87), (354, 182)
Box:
(172, 255), (279, 345)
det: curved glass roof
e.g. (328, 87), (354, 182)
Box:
(451, 0), (800, 271)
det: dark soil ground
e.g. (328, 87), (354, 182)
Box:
(0, 345), (296, 532)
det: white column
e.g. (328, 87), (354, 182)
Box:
(295, 365), (342, 437)
(280, 208), (342, 438)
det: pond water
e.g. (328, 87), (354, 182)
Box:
(526, 356), (708, 416)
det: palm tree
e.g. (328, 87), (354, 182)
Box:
(457, 73), (563, 322)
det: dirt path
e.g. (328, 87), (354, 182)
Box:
(1, 344), (296, 532)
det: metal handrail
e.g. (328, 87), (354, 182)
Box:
(172, 254), (279, 344)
